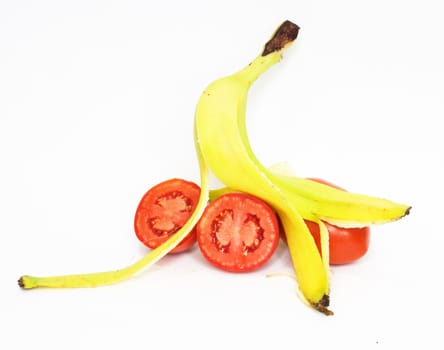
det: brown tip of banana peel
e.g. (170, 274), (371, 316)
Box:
(262, 20), (300, 56)
(18, 276), (25, 289)
(311, 294), (334, 316)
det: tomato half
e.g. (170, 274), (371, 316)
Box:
(134, 178), (200, 254)
(196, 193), (280, 272)
(305, 178), (370, 265)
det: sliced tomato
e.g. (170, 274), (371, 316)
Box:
(306, 178), (370, 265)
(196, 193), (280, 272)
(134, 178), (200, 254)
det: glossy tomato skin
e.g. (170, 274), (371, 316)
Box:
(305, 178), (370, 265)
(305, 220), (370, 265)
(196, 193), (280, 272)
(134, 178), (200, 254)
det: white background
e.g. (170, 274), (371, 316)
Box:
(1, 0), (443, 349)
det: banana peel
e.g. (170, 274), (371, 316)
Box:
(194, 20), (410, 314)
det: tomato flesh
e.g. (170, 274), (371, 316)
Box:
(134, 178), (200, 253)
(197, 193), (280, 272)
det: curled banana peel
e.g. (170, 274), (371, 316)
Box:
(194, 20), (410, 315)
(18, 21), (411, 316)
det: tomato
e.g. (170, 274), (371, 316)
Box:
(305, 178), (370, 265)
(196, 193), (280, 272)
(134, 178), (200, 254)
(305, 220), (370, 265)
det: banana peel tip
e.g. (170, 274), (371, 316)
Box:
(311, 294), (334, 316)
(262, 20), (299, 56)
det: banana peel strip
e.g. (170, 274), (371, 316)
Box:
(19, 144), (210, 289)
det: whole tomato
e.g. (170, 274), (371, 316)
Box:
(305, 178), (370, 265)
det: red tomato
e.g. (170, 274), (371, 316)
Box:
(305, 178), (370, 265)
(305, 220), (370, 265)
(196, 193), (280, 272)
(134, 178), (200, 254)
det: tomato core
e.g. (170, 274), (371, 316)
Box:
(149, 191), (193, 236)
(211, 210), (265, 255)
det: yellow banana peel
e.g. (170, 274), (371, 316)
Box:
(194, 20), (409, 314)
